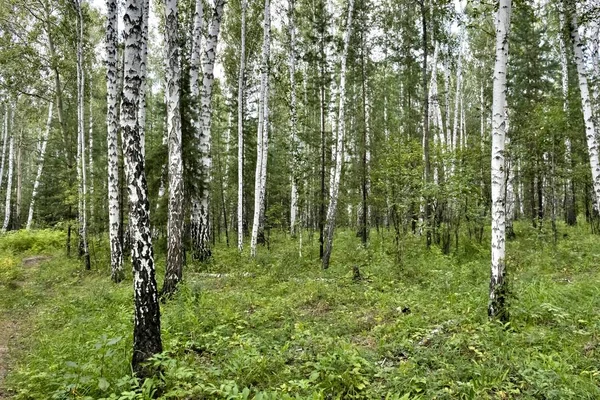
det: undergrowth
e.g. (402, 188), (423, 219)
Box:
(1, 223), (600, 399)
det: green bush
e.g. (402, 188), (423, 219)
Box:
(0, 229), (66, 254)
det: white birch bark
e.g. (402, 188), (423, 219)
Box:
(189, 0), (204, 252)
(162, 0), (185, 297)
(139, 0), (150, 158)
(322, 0), (355, 269)
(74, 0), (90, 269)
(568, 5), (600, 212)
(106, 0), (123, 282)
(191, 0), (226, 261)
(0, 107), (9, 196)
(2, 134), (13, 233)
(88, 74), (94, 228)
(452, 42), (463, 151)
(288, 0), (299, 237)
(489, 0), (512, 320)
(120, 0), (162, 375)
(237, 0), (247, 252)
(26, 102), (53, 230)
(250, 0), (271, 257)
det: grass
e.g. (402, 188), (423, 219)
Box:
(1, 222), (600, 399)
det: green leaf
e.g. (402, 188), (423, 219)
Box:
(98, 377), (110, 391)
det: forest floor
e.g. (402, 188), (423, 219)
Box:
(0, 255), (51, 398)
(1, 225), (600, 399)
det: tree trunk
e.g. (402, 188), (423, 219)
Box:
(288, 0), (299, 238)
(74, 0), (90, 270)
(26, 102), (53, 230)
(568, 3), (600, 213)
(121, 0), (162, 377)
(88, 74), (95, 231)
(106, 0), (124, 282)
(237, 0), (246, 252)
(191, 0), (225, 261)
(162, 0), (185, 298)
(489, 0), (511, 322)
(2, 134), (13, 233)
(558, 7), (576, 225)
(322, 0), (355, 269)
(0, 107), (9, 196)
(250, 0), (271, 257)
(14, 129), (22, 230)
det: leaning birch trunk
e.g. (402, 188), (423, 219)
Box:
(288, 0), (299, 237)
(250, 0), (271, 257)
(0, 107), (8, 196)
(2, 134), (13, 233)
(568, 6), (600, 212)
(191, 0), (225, 261)
(322, 0), (355, 269)
(489, 0), (511, 321)
(161, 0), (185, 298)
(106, 0), (124, 282)
(120, 0), (162, 377)
(237, 0), (247, 252)
(74, 0), (90, 270)
(26, 102), (53, 230)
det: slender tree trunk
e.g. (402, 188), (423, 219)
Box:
(88, 74), (94, 230)
(0, 107), (8, 196)
(14, 129), (22, 229)
(74, 0), (90, 270)
(489, 0), (511, 321)
(161, 0), (184, 298)
(121, 0), (162, 377)
(567, 2), (600, 213)
(250, 0), (271, 257)
(288, 0), (299, 238)
(2, 134), (13, 233)
(322, 0), (355, 269)
(420, 0), (432, 248)
(106, 0), (124, 282)
(237, 0), (246, 252)
(558, 7), (576, 225)
(191, 0), (225, 261)
(139, 0), (149, 158)
(26, 102), (53, 230)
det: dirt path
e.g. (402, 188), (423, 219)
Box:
(0, 256), (51, 399)
(0, 319), (19, 399)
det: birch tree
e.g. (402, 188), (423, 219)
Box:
(106, 0), (123, 282)
(558, 5), (575, 225)
(120, 0), (162, 376)
(73, 0), (90, 270)
(2, 132), (13, 233)
(161, 0), (184, 298)
(191, 0), (225, 261)
(26, 102), (52, 230)
(288, 0), (300, 238)
(322, 0), (355, 269)
(566, 2), (600, 213)
(489, 0), (512, 321)
(250, 0), (271, 257)
(237, 0), (247, 252)
(0, 107), (8, 196)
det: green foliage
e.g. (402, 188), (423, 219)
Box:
(0, 229), (66, 254)
(2, 224), (600, 399)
